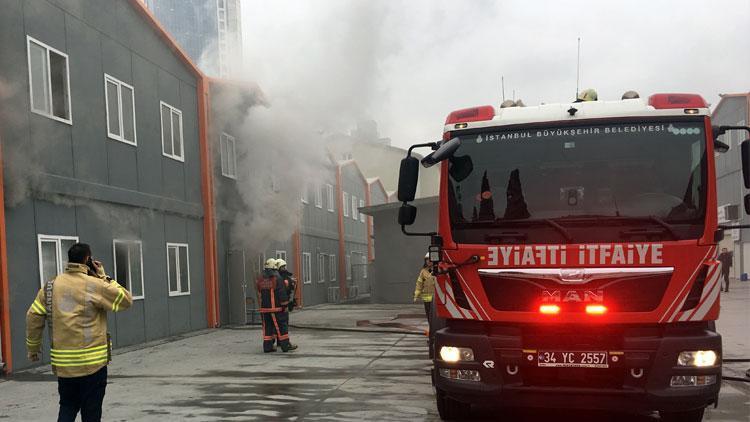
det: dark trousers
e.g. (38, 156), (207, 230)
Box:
(423, 301), (433, 334)
(57, 366), (107, 422)
(262, 311), (290, 352)
(722, 270), (730, 292)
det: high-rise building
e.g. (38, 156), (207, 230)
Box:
(142, 0), (243, 77)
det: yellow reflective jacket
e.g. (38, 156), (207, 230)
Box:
(26, 263), (132, 378)
(414, 267), (435, 302)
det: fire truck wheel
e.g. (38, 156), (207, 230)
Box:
(436, 387), (471, 420)
(659, 408), (704, 422)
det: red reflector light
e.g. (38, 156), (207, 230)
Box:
(539, 304), (561, 315)
(585, 304), (608, 315)
(445, 105), (495, 124)
(648, 93), (707, 109)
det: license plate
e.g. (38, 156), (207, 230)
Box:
(537, 351), (609, 368)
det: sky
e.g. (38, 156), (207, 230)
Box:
(241, 0), (750, 150)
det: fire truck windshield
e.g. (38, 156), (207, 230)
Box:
(448, 119), (707, 244)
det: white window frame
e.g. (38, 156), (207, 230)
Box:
(346, 254), (351, 280)
(160, 101), (184, 162)
(314, 184), (323, 208)
(351, 195), (358, 220)
(219, 132), (237, 179)
(329, 254), (336, 281)
(166, 243), (191, 296)
(317, 253), (326, 283)
(343, 192), (350, 217)
(26, 36), (72, 125)
(112, 239), (145, 300)
(257, 252), (266, 274)
(104, 74), (137, 146)
(359, 199), (365, 222)
(275, 250), (287, 262)
(326, 184), (335, 212)
(301, 185), (309, 204)
(37, 234), (79, 288)
(302, 252), (312, 284)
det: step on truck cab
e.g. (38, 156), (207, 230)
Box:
(396, 92), (750, 421)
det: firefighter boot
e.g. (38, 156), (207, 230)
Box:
(282, 344), (298, 352)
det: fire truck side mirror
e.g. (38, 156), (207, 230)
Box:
(398, 156), (420, 202)
(398, 204), (417, 226)
(741, 140), (750, 190)
(422, 137), (461, 168)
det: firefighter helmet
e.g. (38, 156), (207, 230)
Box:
(576, 88), (598, 102)
(276, 259), (287, 269)
(264, 258), (277, 269)
(621, 90), (640, 100)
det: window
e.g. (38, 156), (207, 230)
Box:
(345, 254), (351, 280)
(220, 132), (237, 178)
(317, 253), (325, 283)
(329, 254), (336, 281)
(166, 243), (190, 296)
(160, 101), (184, 161)
(302, 252), (312, 284)
(37, 235), (79, 288)
(352, 195), (358, 220)
(275, 250), (287, 262)
(326, 184), (335, 212)
(27, 36), (71, 123)
(343, 192), (350, 217)
(315, 184), (323, 208)
(359, 199), (366, 222)
(104, 74), (136, 145)
(301, 185), (309, 204)
(113, 240), (144, 299)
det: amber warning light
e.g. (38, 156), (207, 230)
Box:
(585, 304), (608, 315)
(539, 304), (561, 315)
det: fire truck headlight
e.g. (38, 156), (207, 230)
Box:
(677, 350), (718, 367)
(440, 346), (474, 363)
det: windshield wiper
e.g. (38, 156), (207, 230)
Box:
(493, 218), (573, 242)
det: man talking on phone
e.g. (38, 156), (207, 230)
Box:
(25, 243), (132, 422)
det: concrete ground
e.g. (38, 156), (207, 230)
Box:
(0, 293), (748, 421)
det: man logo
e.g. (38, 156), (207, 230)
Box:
(483, 360), (495, 369)
(476, 135), (483, 144)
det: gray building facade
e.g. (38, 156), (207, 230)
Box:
(361, 197), (438, 304)
(0, 0), (209, 372)
(713, 93), (750, 279)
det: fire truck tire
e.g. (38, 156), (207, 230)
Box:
(659, 408), (704, 422)
(436, 387), (471, 420)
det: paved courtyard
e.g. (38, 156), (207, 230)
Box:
(1, 290), (748, 421)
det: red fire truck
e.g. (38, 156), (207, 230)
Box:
(397, 92), (750, 421)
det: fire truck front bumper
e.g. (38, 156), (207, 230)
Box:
(432, 322), (721, 413)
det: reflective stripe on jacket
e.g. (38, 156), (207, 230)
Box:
(25, 263), (132, 378)
(414, 267), (435, 302)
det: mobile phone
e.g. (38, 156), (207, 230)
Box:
(86, 258), (98, 275)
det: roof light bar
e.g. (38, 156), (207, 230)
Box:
(445, 105), (495, 125)
(648, 93), (707, 109)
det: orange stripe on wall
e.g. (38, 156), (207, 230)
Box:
(336, 166), (348, 299)
(0, 140), (13, 373)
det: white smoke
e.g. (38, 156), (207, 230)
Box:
(206, 1), (393, 252)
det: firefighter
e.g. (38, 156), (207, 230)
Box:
(26, 243), (132, 422)
(413, 253), (436, 333)
(257, 258), (297, 353)
(276, 259), (298, 312)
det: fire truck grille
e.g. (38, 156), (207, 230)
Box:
(480, 273), (670, 312)
(522, 366), (627, 389)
